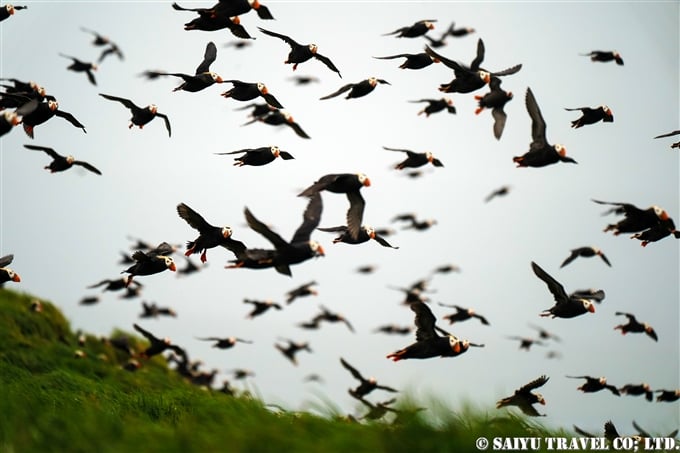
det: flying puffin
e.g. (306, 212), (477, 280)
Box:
(258, 27), (342, 77)
(196, 336), (252, 349)
(514, 88), (576, 168)
(21, 96), (86, 138)
(133, 323), (182, 358)
(653, 130), (680, 149)
(300, 305), (354, 332)
(319, 77), (390, 100)
(142, 42), (223, 92)
(506, 336), (546, 351)
(409, 98), (456, 117)
(285, 281), (318, 304)
(122, 242), (177, 287)
(215, 146), (294, 167)
(619, 383), (653, 401)
(386, 300), (483, 361)
(373, 324), (412, 335)
(171, 3), (256, 38)
(560, 246), (611, 268)
(207, 0), (274, 20)
(581, 50), (624, 65)
(99, 93), (171, 137)
(244, 109), (311, 139)
(243, 299), (282, 319)
(275, 338), (312, 366)
(383, 19), (436, 38)
(139, 302), (177, 319)
(222, 80), (284, 108)
(528, 324), (561, 342)
(373, 52), (439, 70)
(383, 146), (444, 170)
(87, 277), (142, 292)
(614, 312), (658, 341)
(392, 213), (437, 231)
(176, 202), (239, 263)
(424, 39), (522, 94)
(317, 225), (398, 248)
(340, 357), (398, 399)
(80, 27), (124, 62)
(227, 193), (324, 276)
(591, 199), (675, 237)
(474, 76), (513, 139)
(565, 105), (613, 128)
(59, 54), (98, 86)
(496, 375), (549, 417)
(530, 261), (596, 319)
(484, 185), (511, 203)
(298, 173), (370, 240)
(24, 144), (101, 175)
(437, 303), (489, 325)
(0, 4), (27, 22)
(566, 375), (621, 395)
(0, 254), (20, 284)
(655, 389), (680, 402)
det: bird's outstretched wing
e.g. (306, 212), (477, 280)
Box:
(257, 27), (301, 47)
(654, 130), (680, 139)
(470, 38), (485, 70)
(345, 190), (365, 241)
(262, 92), (284, 109)
(155, 112), (172, 137)
(0, 254), (14, 268)
(319, 84), (353, 100)
(177, 203), (213, 233)
(525, 88), (546, 149)
(196, 41), (217, 75)
(519, 375), (549, 393)
(411, 300), (437, 342)
(54, 110), (87, 132)
(24, 144), (61, 159)
(99, 93), (140, 111)
(73, 160), (102, 175)
(244, 207), (288, 250)
(291, 192), (323, 244)
(340, 357), (365, 381)
(531, 262), (569, 305)
(314, 53), (342, 78)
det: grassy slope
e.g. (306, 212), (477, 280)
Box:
(0, 289), (566, 452)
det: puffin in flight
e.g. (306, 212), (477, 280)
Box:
(530, 261), (596, 319)
(320, 77), (390, 100)
(99, 93), (171, 137)
(142, 41), (223, 92)
(24, 144), (101, 175)
(258, 27), (342, 77)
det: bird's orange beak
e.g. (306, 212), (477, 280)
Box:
(316, 245), (325, 256)
(363, 178), (371, 187)
(453, 342), (461, 354)
(588, 304), (595, 313)
(169, 263), (177, 272)
(12, 273), (21, 282)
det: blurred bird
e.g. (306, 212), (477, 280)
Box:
(530, 262), (596, 318)
(592, 199), (679, 245)
(614, 312), (658, 341)
(566, 375), (620, 395)
(431, 264), (461, 274)
(528, 324), (561, 342)
(59, 54), (98, 86)
(565, 105), (613, 128)
(392, 213), (437, 231)
(21, 96), (86, 138)
(142, 42), (223, 92)
(0, 254), (20, 284)
(409, 98), (456, 117)
(24, 144), (101, 175)
(484, 185), (511, 203)
(320, 77), (390, 100)
(215, 146), (294, 167)
(619, 383), (653, 401)
(317, 225), (398, 248)
(243, 299), (282, 319)
(581, 50), (624, 65)
(506, 336), (545, 351)
(340, 357), (398, 399)
(99, 93), (171, 137)
(133, 323), (181, 358)
(655, 389), (680, 402)
(383, 146), (444, 170)
(139, 302), (177, 319)
(514, 88), (575, 167)
(88, 277), (142, 292)
(383, 19), (436, 38)
(244, 108), (311, 139)
(560, 246), (611, 268)
(275, 338), (312, 366)
(80, 27), (124, 62)
(258, 27), (342, 77)
(474, 76), (513, 139)
(438, 303), (489, 325)
(286, 281), (318, 304)
(79, 296), (100, 306)
(373, 324), (412, 335)
(0, 4), (27, 22)
(298, 173), (370, 240)
(496, 375), (549, 417)
(373, 52), (439, 70)
(196, 336), (252, 349)
(171, 3), (257, 38)
(653, 130), (679, 149)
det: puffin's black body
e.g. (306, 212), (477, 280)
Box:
(258, 27), (342, 77)
(425, 39), (522, 94)
(143, 41), (223, 92)
(409, 98), (456, 117)
(386, 300), (482, 361)
(514, 88), (575, 168)
(227, 193), (324, 276)
(275, 339), (312, 366)
(243, 299), (282, 318)
(0, 4), (27, 22)
(383, 146), (444, 170)
(614, 312), (658, 341)
(59, 54), (97, 86)
(374, 52), (438, 70)
(475, 76), (513, 139)
(566, 106), (613, 128)
(21, 96), (86, 138)
(222, 80), (284, 108)
(655, 390), (680, 402)
(171, 2), (258, 38)
(438, 303), (489, 325)
(140, 302), (176, 319)
(247, 109), (310, 138)
(582, 50), (624, 65)
(210, 0), (274, 20)
(216, 146), (294, 166)
(133, 323), (180, 358)
(24, 144), (101, 175)
(317, 225), (398, 248)
(619, 383), (653, 401)
(320, 77), (390, 100)
(298, 173), (370, 241)
(286, 281), (318, 304)
(383, 20), (436, 38)
(566, 375), (620, 395)
(87, 277), (142, 292)
(560, 246), (611, 268)
(0, 254), (20, 284)
(340, 357), (398, 399)
(197, 336), (252, 349)
(99, 93), (171, 137)
(592, 199), (675, 240)
(176, 202), (236, 263)
(484, 185), (511, 203)
(80, 27), (124, 62)
(496, 375), (549, 417)
(122, 242), (177, 286)
(530, 261), (596, 319)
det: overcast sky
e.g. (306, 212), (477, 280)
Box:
(1, 0), (678, 435)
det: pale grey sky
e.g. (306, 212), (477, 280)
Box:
(1, 0), (678, 434)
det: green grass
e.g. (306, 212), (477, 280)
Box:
(0, 288), (567, 452)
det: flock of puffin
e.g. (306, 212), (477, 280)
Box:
(1, 1), (679, 434)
